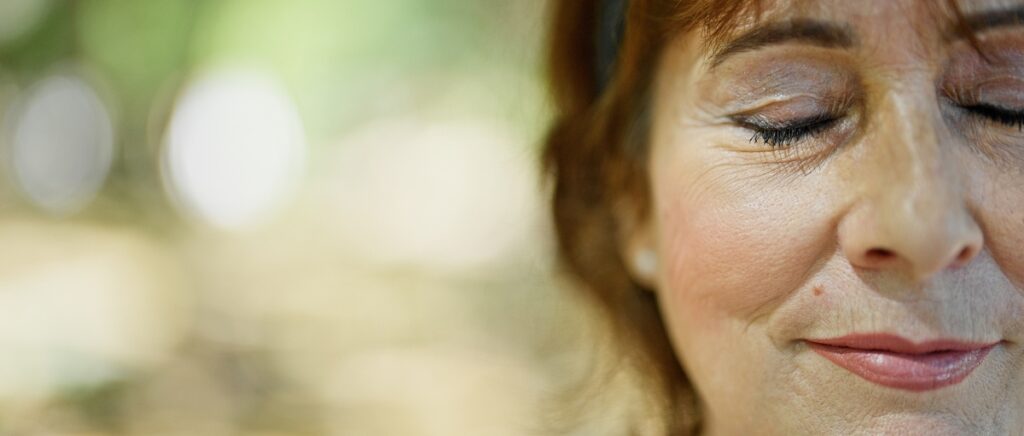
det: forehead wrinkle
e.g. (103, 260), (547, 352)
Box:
(683, 0), (1024, 57)
(893, 1), (944, 58)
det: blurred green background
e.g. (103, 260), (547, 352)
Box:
(0, 1), (606, 435)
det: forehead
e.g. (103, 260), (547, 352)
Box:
(698, 0), (1021, 42)
(689, 0), (1024, 65)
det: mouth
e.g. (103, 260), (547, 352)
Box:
(804, 334), (999, 392)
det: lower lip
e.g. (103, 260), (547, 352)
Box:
(806, 342), (996, 392)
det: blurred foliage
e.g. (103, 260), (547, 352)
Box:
(0, 1), (588, 436)
(0, 0), (548, 221)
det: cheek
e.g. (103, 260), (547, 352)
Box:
(653, 166), (838, 334)
(976, 177), (1024, 291)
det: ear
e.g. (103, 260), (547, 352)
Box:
(616, 200), (658, 290)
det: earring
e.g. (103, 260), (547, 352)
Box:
(634, 248), (658, 279)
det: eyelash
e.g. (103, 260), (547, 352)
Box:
(745, 103), (1024, 148)
(962, 103), (1024, 130)
(746, 113), (839, 148)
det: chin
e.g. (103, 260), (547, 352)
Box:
(850, 413), (1000, 436)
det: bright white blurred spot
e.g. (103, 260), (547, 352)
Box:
(0, 0), (50, 44)
(9, 74), (114, 214)
(325, 119), (539, 271)
(163, 69), (306, 230)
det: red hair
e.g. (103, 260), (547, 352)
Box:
(544, 1), (761, 433)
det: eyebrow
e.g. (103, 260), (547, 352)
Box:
(708, 6), (1024, 69)
(949, 6), (1024, 40)
(708, 19), (855, 68)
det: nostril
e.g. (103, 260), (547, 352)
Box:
(865, 248), (895, 262)
(952, 246), (975, 267)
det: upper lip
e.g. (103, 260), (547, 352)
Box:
(805, 333), (999, 354)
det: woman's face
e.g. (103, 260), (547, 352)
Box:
(640, 0), (1024, 433)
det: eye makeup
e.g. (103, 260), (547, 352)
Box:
(961, 103), (1024, 130)
(944, 78), (1024, 131)
(714, 95), (857, 181)
(701, 48), (858, 111)
(699, 47), (860, 158)
(941, 32), (1024, 164)
(742, 113), (839, 147)
(728, 94), (853, 148)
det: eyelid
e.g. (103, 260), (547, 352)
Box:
(977, 81), (1024, 107)
(732, 112), (835, 131)
(962, 103), (1024, 130)
(727, 94), (852, 126)
(702, 48), (859, 105)
(947, 75), (1022, 94)
(729, 94), (827, 114)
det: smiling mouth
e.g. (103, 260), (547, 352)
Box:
(804, 334), (999, 392)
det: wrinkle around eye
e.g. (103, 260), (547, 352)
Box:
(711, 107), (859, 184)
(938, 101), (1024, 172)
(710, 129), (848, 182)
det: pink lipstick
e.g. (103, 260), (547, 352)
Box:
(805, 334), (998, 392)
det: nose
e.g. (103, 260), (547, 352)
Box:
(837, 96), (983, 282)
(839, 200), (983, 281)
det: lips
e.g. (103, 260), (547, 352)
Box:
(805, 334), (998, 392)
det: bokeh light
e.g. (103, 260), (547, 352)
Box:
(8, 73), (115, 215)
(162, 69), (306, 230)
(0, 2), (583, 435)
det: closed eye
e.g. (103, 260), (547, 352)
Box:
(741, 113), (839, 148)
(963, 103), (1024, 130)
